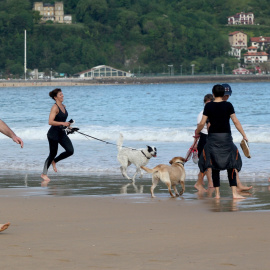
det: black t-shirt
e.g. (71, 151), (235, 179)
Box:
(203, 101), (235, 133)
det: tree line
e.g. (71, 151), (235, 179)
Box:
(1, 0), (270, 78)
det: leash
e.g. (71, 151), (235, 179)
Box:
(67, 126), (137, 150)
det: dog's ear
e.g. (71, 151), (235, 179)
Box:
(169, 159), (173, 165)
(147, 146), (152, 152)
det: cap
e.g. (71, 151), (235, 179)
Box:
(221, 83), (232, 96)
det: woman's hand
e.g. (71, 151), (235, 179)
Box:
(243, 135), (248, 142)
(62, 122), (71, 127)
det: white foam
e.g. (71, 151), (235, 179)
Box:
(2, 124), (270, 143)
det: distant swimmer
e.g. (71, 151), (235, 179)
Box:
(0, 222), (10, 232)
(41, 88), (74, 182)
(0, 119), (24, 233)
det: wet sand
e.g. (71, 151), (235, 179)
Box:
(1, 173), (270, 269)
(1, 192), (270, 270)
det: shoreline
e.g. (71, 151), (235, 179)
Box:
(1, 74), (270, 87)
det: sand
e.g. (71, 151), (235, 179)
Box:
(1, 188), (270, 270)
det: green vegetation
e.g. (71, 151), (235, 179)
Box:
(1, 0), (270, 77)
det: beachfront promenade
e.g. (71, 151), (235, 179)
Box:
(1, 74), (270, 87)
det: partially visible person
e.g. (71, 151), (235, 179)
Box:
(221, 83), (252, 192)
(197, 84), (248, 199)
(41, 88), (74, 183)
(0, 119), (24, 233)
(0, 222), (10, 232)
(194, 94), (214, 192)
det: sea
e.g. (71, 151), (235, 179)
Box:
(0, 82), (270, 210)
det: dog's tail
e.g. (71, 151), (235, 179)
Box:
(141, 166), (154, 174)
(117, 133), (124, 151)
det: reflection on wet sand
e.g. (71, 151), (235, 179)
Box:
(120, 183), (144, 194)
(1, 172), (270, 212)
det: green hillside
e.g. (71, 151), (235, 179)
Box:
(1, 0), (270, 77)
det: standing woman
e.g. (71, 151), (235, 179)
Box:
(196, 84), (248, 199)
(41, 88), (74, 182)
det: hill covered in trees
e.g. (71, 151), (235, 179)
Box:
(1, 0), (270, 77)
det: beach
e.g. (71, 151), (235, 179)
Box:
(1, 180), (270, 270)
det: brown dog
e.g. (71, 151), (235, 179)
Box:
(141, 157), (186, 198)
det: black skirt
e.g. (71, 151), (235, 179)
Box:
(199, 133), (242, 172)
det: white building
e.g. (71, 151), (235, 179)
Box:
(244, 46), (269, 64)
(228, 12), (254, 25)
(33, 2), (72, 24)
(75, 65), (133, 79)
(250, 36), (270, 50)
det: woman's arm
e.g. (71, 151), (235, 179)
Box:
(230, 114), (248, 142)
(48, 105), (70, 127)
(195, 115), (208, 136)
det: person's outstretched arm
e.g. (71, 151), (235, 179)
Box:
(230, 114), (248, 142)
(0, 120), (23, 148)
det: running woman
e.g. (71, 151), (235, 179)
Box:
(41, 88), (74, 182)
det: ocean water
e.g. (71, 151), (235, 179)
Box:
(0, 82), (269, 181)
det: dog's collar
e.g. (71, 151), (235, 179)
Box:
(175, 161), (185, 166)
(141, 150), (150, 159)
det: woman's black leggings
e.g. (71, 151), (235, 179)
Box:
(212, 168), (237, 187)
(43, 135), (74, 175)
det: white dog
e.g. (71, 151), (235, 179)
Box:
(117, 133), (157, 182)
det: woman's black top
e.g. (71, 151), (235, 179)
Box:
(203, 101), (235, 134)
(47, 104), (68, 140)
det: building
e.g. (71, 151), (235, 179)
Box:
(74, 65), (133, 79)
(33, 2), (72, 24)
(228, 12), (254, 25)
(244, 46), (269, 64)
(232, 67), (251, 75)
(228, 31), (247, 59)
(250, 36), (270, 50)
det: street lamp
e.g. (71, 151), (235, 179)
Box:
(221, 63), (224, 75)
(180, 65), (182, 76)
(168, 65), (174, 76)
(191, 64), (195, 75)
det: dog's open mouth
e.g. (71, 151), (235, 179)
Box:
(152, 154), (157, 157)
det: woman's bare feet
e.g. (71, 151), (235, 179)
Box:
(232, 186), (246, 199)
(194, 182), (207, 192)
(52, 160), (57, 172)
(41, 174), (50, 182)
(215, 187), (220, 199)
(0, 222), (10, 232)
(237, 185), (253, 192)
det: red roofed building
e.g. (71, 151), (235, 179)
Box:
(244, 47), (269, 64)
(250, 36), (270, 50)
(228, 12), (254, 25)
(228, 31), (247, 59)
(232, 67), (251, 75)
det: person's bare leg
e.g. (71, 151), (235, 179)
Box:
(232, 186), (245, 199)
(206, 168), (214, 189)
(236, 171), (252, 192)
(52, 160), (57, 172)
(194, 172), (207, 192)
(0, 222), (10, 232)
(41, 174), (50, 181)
(268, 177), (270, 182)
(215, 187), (220, 199)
